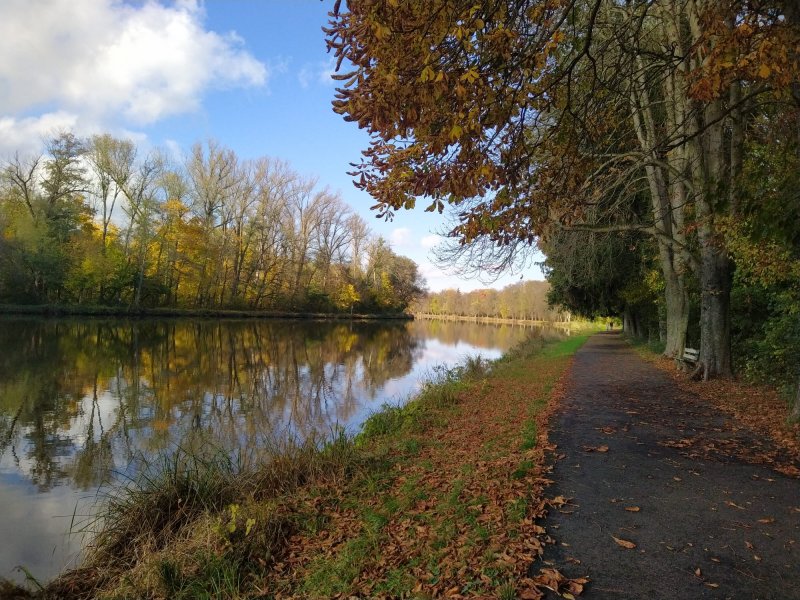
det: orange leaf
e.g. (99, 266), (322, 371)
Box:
(612, 536), (636, 549)
(625, 506), (640, 512)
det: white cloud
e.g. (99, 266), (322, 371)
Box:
(420, 234), (440, 249)
(389, 227), (411, 247)
(0, 0), (268, 154)
(298, 66), (313, 89)
(0, 112), (80, 152)
(297, 57), (337, 89)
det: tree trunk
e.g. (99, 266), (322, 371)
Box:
(790, 378), (800, 423)
(663, 269), (690, 357)
(696, 224), (733, 379)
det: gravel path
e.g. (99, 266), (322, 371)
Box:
(538, 332), (800, 600)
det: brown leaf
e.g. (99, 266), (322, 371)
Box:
(745, 541), (754, 550)
(612, 536), (636, 549)
(705, 583), (720, 589)
(757, 517), (775, 524)
(596, 445), (609, 453)
(625, 506), (640, 512)
(695, 568), (702, 577)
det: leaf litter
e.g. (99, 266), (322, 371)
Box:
(267, 339), (591, 598)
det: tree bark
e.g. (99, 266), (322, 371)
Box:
(790, 378), (800, 423)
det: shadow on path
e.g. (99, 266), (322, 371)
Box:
(536, 333), (799, 600)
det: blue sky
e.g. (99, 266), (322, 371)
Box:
(0, 0), (544, 291)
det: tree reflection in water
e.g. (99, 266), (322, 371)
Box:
(0, 316), (552, 582)
(0, 319), (435, 491)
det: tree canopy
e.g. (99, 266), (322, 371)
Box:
(326, 0), (799, 374)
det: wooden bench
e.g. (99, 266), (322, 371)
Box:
(681, 347), (699, 365)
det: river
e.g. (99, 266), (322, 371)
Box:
(0, 316), (559, 583)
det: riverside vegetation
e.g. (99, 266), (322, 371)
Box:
(0, 134), (424, 315)
(0, 327), (596, 599)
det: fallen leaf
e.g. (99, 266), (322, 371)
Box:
(753, 555), (762, 561)
(673, 476), (682, 482)
(745, 541), (754, 550)
(757, 517), (775, 524)
(612, 536), (636, 549)
(625, 506), (641, 512)
(725, 500), (745, 510)
(582, 445), (608, 452)
(706, 583), (719, 589)
(695, 568), (702, 577)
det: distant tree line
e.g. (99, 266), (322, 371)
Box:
(412, 280), (567, 322)
(0, 133), (425, 313)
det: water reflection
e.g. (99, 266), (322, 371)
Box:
(0, 317), (542, 581)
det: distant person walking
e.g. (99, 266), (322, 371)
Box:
(606, 320), (613, 331)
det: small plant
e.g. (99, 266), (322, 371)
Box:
(215, 503), (256, 546)
(498, 580), (517, 600)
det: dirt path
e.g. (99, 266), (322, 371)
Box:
(538, 333), (800, 600)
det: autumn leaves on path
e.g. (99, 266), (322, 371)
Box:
(541, 333), (800, 599)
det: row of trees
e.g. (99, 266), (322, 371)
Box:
(325, 0), (800, 415)
(413, 280), (566, 322)
(0, 134), (425, 313)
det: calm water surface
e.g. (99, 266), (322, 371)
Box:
(0, 317), (554, 582)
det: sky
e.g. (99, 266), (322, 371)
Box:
(0, 0), (544, 292)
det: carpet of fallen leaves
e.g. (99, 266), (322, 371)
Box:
(265, 340), (590, 599)
(642, 351), (800, 477)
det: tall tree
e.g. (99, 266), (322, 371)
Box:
(326, 0), (800, 378)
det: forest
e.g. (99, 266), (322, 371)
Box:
(412, 279), (567, 321)
(0, 134), (424, 314)
(326, 0), (800, 415)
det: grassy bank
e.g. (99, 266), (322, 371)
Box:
(0, 304), (411, 320)
(2, 328), (595, 600)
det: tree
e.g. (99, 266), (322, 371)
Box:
(326, 0), (800, 379)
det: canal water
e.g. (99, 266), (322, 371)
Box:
(0, 317), (555, 583)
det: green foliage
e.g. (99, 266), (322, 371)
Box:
(159, 552), (244, 600)
(0, 134), (425, 314)
(732, 282), (800, 393)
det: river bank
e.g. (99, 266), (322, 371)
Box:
(0, 304), (412, 320)
(0, 327), (595, 599)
